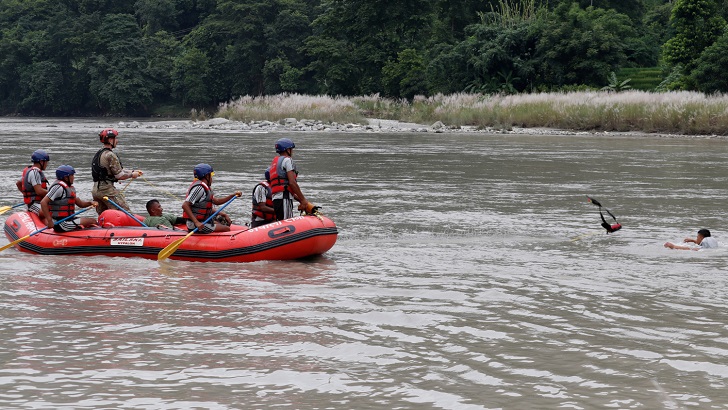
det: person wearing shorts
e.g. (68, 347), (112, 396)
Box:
(182, 163), (241, 233)
(41, 165), (98, 232)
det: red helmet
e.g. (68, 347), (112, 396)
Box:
(99, 128), (119, 144)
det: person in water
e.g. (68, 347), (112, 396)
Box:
(182, 163), (241, 233)
(41, 165), (98, 232)
(91, 128), (143, 214)
(145, 199), (185, 229)
(16, 149), (51, 224)
(664, 229), (719, 250)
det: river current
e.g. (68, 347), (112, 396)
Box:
(0, 118), (727, 409)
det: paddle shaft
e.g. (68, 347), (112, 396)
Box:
(157, 195), (238, 260)
(0, 206), (93, 252)
(0, 203), (24, 215)
(103, 196), (147, 227)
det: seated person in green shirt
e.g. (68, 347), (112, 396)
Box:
(145, 199), (185, 229)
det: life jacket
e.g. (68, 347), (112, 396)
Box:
(21, 165), (48, 205)
(251, 180), (275, 221)
(269, 155), (297, 195)
(48, 180), (76, 219)
(182, 180), (214, 222)
(91, 148), (123, 183)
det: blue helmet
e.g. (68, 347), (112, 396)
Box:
(275, 138), (295, 153)
(56, 165), (75, 179)
(31, 149), (50, 163)
(193, 163), (214, 179)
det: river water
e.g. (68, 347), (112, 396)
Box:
(1, 118), (727, 409)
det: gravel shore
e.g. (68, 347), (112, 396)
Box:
(115, 117), (725, 139)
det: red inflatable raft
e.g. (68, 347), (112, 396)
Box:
(3, 210), (338, 263)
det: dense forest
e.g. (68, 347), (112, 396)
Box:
(1, 0), (727, 116)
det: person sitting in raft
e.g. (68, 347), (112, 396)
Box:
(664, 229), (719, 250)
(251, 170), (276, 228)
(40, 165), (98, 232)
(182, 163), (241, 233)
(16, 149), (51, 225)
(145, 199), (186, 229)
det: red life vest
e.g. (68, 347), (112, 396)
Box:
(251, 180), (275, 221)
(182, 180), (214, 221)
(21, 165), (48, 205)
(269, 155), (297, 195)
(48, 180), (76, 219)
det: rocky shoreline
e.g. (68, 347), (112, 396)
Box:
(114, 117), (726, 139)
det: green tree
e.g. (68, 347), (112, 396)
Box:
(535, 3), (637, 87)
(306, 0), (434, 95)
(382, 49), (428, 98)
(662, 0), (726, 89)
(87, 13), (155, 113)
(171, 47), (212, 107)
(689, 30), (728, 92)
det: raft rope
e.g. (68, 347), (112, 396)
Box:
(140, 175), (184, 201)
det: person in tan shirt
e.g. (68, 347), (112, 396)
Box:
(91, 128), (142, 214)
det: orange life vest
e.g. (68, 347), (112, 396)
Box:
(251, 180), (275, 221)
(48, 180), (76, 219)
(182, 180), (214, 222)
(269, 155), (297, 195)
(21, 165), (48, 205)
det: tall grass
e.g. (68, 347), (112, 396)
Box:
(217, 93), (366, 124)
(215, 91), (728, 135)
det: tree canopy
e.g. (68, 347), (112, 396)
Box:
(0, 0), (727, 115)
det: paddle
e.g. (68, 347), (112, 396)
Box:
(103, 196), (147, 227)
(0, 206), (93, 252)
(0, 203), (24, 215)
(157, 195), (239, 261)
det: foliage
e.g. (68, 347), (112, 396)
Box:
(600, 72), (632, 92)
(662, 0), (726, 88)
(689, 30), (728, 92)
(0, 0), (724, 115)
(535, 3), (638, 88)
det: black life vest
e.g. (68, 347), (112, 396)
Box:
(92, 148), (123, 183)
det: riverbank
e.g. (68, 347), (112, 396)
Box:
(110, 117), (728, 140)
(214, 92), (728, 137)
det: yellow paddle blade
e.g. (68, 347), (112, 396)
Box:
(0, 234), (31, 252)
(157, 231), (195, 261)
(0, 206), (12, 215)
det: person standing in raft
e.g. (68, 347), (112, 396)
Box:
(250, 170), (276, 228)
(664, 229), (719, 250)
(268, 138), (314, 220)
(91, 128), (142, 214)
(16, 149), (51, 224)
(182, 164), (241, 233)
(40, 165), (98, 232)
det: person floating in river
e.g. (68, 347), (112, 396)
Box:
(587, 196), (622, 233)
(16, 149), (51, 224)
(145, 199), (185, 229)
(664, 229), (719, 250)
(41, 165), (98, 232)
(181, 163), (241, 233)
